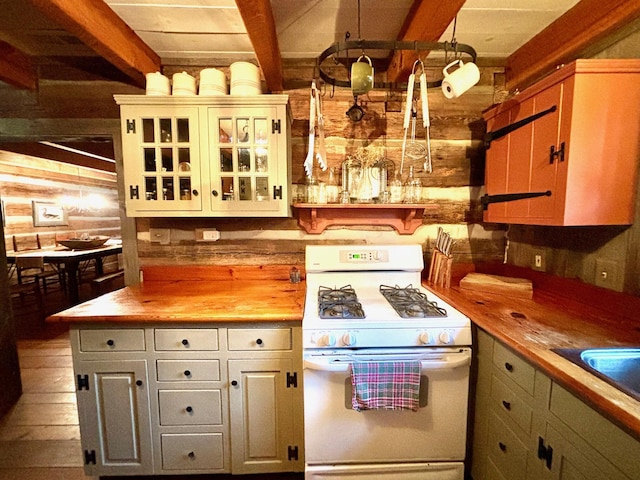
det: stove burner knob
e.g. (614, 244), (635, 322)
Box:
(341, 333), (356, 346)
(419, 332), (431, 345)
(438, 330), (452, 345)
(320, 334), (336, 347)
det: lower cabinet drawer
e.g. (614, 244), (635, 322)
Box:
(161, 433), (225, 471)
(227, 328), (292, 351)
(159, 390), (223, 426)
(79, 329), (145, 352)
(157, 360), (220, 382)
(490, 374), (533, 434)
(155, 329), (219, 351)
(487, 410), (528, 480)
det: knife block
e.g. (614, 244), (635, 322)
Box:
(428, 249), (452, 288)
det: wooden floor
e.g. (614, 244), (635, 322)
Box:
(1, 285), (303, 480)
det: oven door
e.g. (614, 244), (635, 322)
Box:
(303, 348), (471, 466)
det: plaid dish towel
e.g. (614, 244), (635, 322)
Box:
(351, 361), (421, 412)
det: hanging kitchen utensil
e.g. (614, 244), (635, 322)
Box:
(346, 95), (364, 122)
(315, 88), (327, 171)
(400, 72), (415, 174)
(304, 81), (317, 177)
(420, 67), (432, 173)
(405, 98), (427, 161)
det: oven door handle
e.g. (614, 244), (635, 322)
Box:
(304, 353), (470, 373)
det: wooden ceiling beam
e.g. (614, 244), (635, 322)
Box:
(505, 0), (640, 91)
(235, 0), (284, 93)
(387, 0), (466, 83)
(27, 0), (161, 88)
(0, 142), (115, 172)
(0, 40), (37, 90)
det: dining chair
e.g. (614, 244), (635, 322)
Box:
(15, 256), (65, 293)
(10, 282), (45, 320)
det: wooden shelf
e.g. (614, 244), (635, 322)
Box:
(292, 203), (430, 235)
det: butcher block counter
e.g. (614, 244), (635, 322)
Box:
(48, 265), (305, 323)
(428, 264), (640, 443)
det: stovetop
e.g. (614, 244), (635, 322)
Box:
(303, 245), (472, 349)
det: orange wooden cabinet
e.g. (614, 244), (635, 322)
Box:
(483, 59), (640, 225)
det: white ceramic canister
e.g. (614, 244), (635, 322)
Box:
(229, 61), (262, 95)
(199, 68), (227, 95)
(145, 72), (170, 96)
(172, 71), (197, 96)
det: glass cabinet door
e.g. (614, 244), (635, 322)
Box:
(209, 108), (281, 212)
(124, 107), (202, 212)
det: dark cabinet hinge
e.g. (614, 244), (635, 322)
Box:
(273, 185), (283, 200)
(481, 190), (552, 210)
(129, 185), (139, 200)
(538, 436), (553, 469)
(126, 119), (136, 134)
(84, 449), (97, 465)
(485, 105), (557, 148)
(549, 142), (566, 164)
(77, 374), (90, 391)
(287, 445), (299, 461)
(286, 371), (297, 388)
(272, 119), (281, 134)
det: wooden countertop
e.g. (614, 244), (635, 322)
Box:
(48, 263), (640, 439)
(48, 265), (305, 323)
(426, 264), (640, 441)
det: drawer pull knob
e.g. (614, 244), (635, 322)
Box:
(136, 380), (143, 387)
(106, 339), (115, 347)
(184, 370), (191, 377)
(256, 338), (263, 345)
(182, 339), (189, 346)
(188, 451), (196, 460)
(185, 406), (193, 413)
(502, 400), (511, 410)
(504, 362), (513, 372)
(231, 380), (238, 386)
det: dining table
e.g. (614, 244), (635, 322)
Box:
(7, 242), (123, 305)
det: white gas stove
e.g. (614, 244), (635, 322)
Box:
(303, 244), (471, 349)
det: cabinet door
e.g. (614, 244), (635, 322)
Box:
(228, 358), (300, 474)
(208, 107), (287, 215)
(75, 360), (153, 476)
(529, 83), (562, 221)
(484, 108), (511, 222)
(121, 106), (202, 214)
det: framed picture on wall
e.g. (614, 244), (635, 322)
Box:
(32, 201), (68, 227)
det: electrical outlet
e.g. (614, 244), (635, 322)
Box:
(532, 250), (545, 271)
(195, 228), (220, 242)
(595, 259), (620, 290)
(149, 228), (170, 245)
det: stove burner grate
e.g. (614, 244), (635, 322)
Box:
(318, 285), (366, 319)
(379, 284), (447, 318)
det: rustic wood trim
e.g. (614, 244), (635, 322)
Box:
(141, 264), (304, 282)
(387, 0), (466, 82)
(0, 40), (37, 90)
(0, 142), (115, 173)
(28, 0), (161, 88)
(235, 0), (284, 92)
(505, 0), (640, 91)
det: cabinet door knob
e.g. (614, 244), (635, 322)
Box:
(185, 406), (193, 413)
(188, 451), (196, 459)
(504, 362), (513, 372)
(256, 338), (263, 345)
(192, 189), (199, 197)
(212, 190), (219, 197)
(184, 370), (191, 377)
(182, 339), (189, 346)
(231, 380), (238, 386)
(106, 339), (115, 347)
(136, 380), (143, 387)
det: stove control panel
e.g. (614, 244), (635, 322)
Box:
(340, 249), (389, 263)
(305, 327), (472, 349)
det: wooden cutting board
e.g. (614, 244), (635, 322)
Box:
(459, 272), (533, 299)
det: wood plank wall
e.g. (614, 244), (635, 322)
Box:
(136, 62), (507, 269)
(0, 150), (121, 265)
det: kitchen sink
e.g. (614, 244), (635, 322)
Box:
(552, 348), (640, 402)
